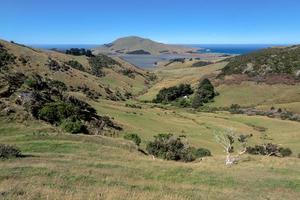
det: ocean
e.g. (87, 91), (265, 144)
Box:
(187, 44), (284, 55)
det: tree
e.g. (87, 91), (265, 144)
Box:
(192, 78), (215, 108)
(214, 129), (251, 165)
(153, 84), (193, 103)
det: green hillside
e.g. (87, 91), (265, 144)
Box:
(220, 45), (300, 80)
(1, 40), (300, 200)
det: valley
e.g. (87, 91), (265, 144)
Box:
(0, 38), (300, 200)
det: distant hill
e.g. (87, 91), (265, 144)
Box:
(93, 36), (199, 55)
(220, 45), (300, 82)
(0, 39), (155, 101)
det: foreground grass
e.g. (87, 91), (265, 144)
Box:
(0, 101), (300, 199)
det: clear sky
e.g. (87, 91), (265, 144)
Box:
(1, 0), (300, 44)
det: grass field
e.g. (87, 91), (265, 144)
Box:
(1, 99), (300, 200)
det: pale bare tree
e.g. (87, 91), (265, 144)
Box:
(214, 129), (250, 165)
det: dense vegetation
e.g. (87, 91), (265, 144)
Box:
(220, 45), (300, 77)
(1, 73), (121, 134)
(192, 61), (213, 67)
(0, 144), (22, 159)
(89, 54), (121, 77)
(153, 84), (193, 103)
(126, 49), (151, 55)
(165, 58), (185, 66)
(66, 48), (93, 57)
(192, 78), (216, 108)
(123, 133), (141, 146)
(65, 60), (85, 71)
(146, 134), (211, 162)
(246, 143), (292, 157)
(0, 44), (16, 70)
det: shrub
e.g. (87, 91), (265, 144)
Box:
(192, 78), (215, 108)
(24, 75), (48, 90)
(0, 45), (16, 69)
(154, 84), (193, 103)
(246, 143), (292, 157)
(124, 133), (141, 146)
(60, 118), (84, 134)
(279, 147), (292, 157)
(192, 61), (213, 67)
(89, 54), (120, 77)
(65, 60), (85, 71)
(229, 104), (244, 114)
(120, 69), (135, 78)
(194, 147), (212, 158)
(38, 102), (79, 124)
(174, 98), (191, 108)
(146, 134), (197, 162)
(0, 144), (22, 159)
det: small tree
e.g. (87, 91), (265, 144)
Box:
(192, 78), (215, 108)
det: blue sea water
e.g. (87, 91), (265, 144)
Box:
(187, 44), (283, 55)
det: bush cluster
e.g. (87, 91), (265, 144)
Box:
(60, 118), (84, 134)
(0, 45), (16, 69)
(192, 78), (216, 108)
(124, 133), (141, 146)
(246, 143), (292, 157)
(0, 144), (22, 159)
(89, 54), (120, 77)
(65, 60), (85, 71)
(66, 48), (93, 57)
(120, 69), (135, 78)
(146, 134), (211, 162)
(192, 61), (213, 67)
(153, 84), (193, 103)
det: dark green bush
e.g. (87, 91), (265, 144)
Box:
(0, 45), (16, 69)
(60, 118), (84, 134)
(25, 75), (48, 90)
(194, 147), (212, 158)
(38, 102), (79, 124)
(0, 144), (22, 159)
(124, 133), (141, 146)
(89, 54), (120, 77)
(66, 48), (93, 57)
(192, 61), (213, 67)
(146, 134), (205, 162)
(154, 84), (193, 103)
(279, 147), (292, 157)
(246, 143), (292, 157)
(192, 78), (216, 108)
(65, 60), (85, 71)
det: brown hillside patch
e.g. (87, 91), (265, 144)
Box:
(215, 74), (300, 86)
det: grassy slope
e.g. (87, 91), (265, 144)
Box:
(1, 101), (300, 199)
(0, 40), (151, 97)
(141, 59), (300, 113)
(139, 62), (226, 101)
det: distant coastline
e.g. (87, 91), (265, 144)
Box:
(30, 43), (289, 55)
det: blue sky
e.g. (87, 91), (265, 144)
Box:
(1, 0), (300, 44)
